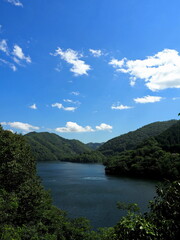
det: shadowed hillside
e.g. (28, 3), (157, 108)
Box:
(25, 132), (91, 161)
(105, 120), (180, 180)
(99, 120), (177, 156)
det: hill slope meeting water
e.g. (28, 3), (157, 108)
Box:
(1, 124), (180, 239)
(25, 120), (178, 168)
(104, 120), (180, 180)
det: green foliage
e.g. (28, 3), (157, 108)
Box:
(64, 150), (106, 163)
(0, 127), (36, 191)
(156, 120), (180, 153)
(147, 181), (180, 240)
(99, 120), (177, 156)
(1, 124), (180, 239)
(117, 202), (140, 213)
(0, 126), (99, 240)
(86, 142), (104, 150)
(105, 121), (180, 180)
(114, 213), (158, 240)
(25, 131), (92, 161)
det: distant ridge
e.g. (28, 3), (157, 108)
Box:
(99, 120), (177, 155)
(86, 142), (104, 150)
(25, 132), (91, 161)
(104, 120), (180, 180)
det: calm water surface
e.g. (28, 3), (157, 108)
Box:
(37, 162), (157, 229)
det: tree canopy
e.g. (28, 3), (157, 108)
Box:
(1, 125), (180, 239)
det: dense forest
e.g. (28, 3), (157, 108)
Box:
(86, 142), (104, 150)
(104, 120), (180, 180)
(24, 120), (180, 180)
(0, 125), (180, 239)
(99, 120), (177, 155)
(25, 120), (178, 166)
(25, 132), (92, 161)
(63, 151), (106, 163)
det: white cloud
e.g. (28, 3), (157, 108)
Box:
(29, 104), (37, 110)
(63, 106), (77, 111)
(1, 121), (39, 132)
(0, 122), (7, 126)
(0, 58), (17, 71)
(134, 95), (163, 104)
(111, 103), (133, 110)
(55, 122), (113, 133)
(172, 97), (180, 100)
(0, 39), (9, 55)
(52, 48), (91, 76)
(52, 102), (77, 111)
(12, 45), (31, 63)
(63, 99), (74, 103)
(55, 122), (94, 133)
(109, 58), (125, 68)
(5, 0), (23, 7)
(0, 41), (31, 71)
(63, 99), (80, 105)
(96, 123), (112, 131)
(52, 103), (63, 109)
(71, 91), (80, 96)
(89, 49), (102, 57)
(109, 49), (180, 91)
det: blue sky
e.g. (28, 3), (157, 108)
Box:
(0, 0), (180, 143)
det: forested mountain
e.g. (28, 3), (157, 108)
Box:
(1, 125), (180, 239)
(156, 120), (180, 153)
(105, 120), (180, 180)
(25, 132), (91, 161)
(64, 150), (106, 163)
(99, 120), (177, 156)
(86, 142), (104, 150)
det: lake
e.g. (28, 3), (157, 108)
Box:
(37, 161), (157, 229)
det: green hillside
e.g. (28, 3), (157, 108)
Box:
(105, 120), (180, 180)
(25, 132), (91, 161)
(99, 120), (177, 156)
(1, 125), (180, 239)
(86, 142), (104, 150)
(156, 120), (180, 153)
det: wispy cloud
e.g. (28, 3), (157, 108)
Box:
(12, 45), (31, 63)
(54, 63), (62, 72)
(29, 104), (37, 110)
(172, 97), (180, 100)
(0, 40), (31, 71)
(0, 39), (9, 55)
(52, 48), (91, 76)
(52, 103), (77, 112)
(111, 103), (133, 110)
(134, 95), (163, 104)
(96, 123), (112, 131)
(71, 91), (80, 96)
(63, 99), (74, 103)
(89, 49), (102, 57)
(1, 121), (39, 132)
(109, 49), (180, 91)
(63, 99), (80, 104)
(0, 58), (17, 71)
(55, 122), (94, 133)
(5, 0), (23, 7)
